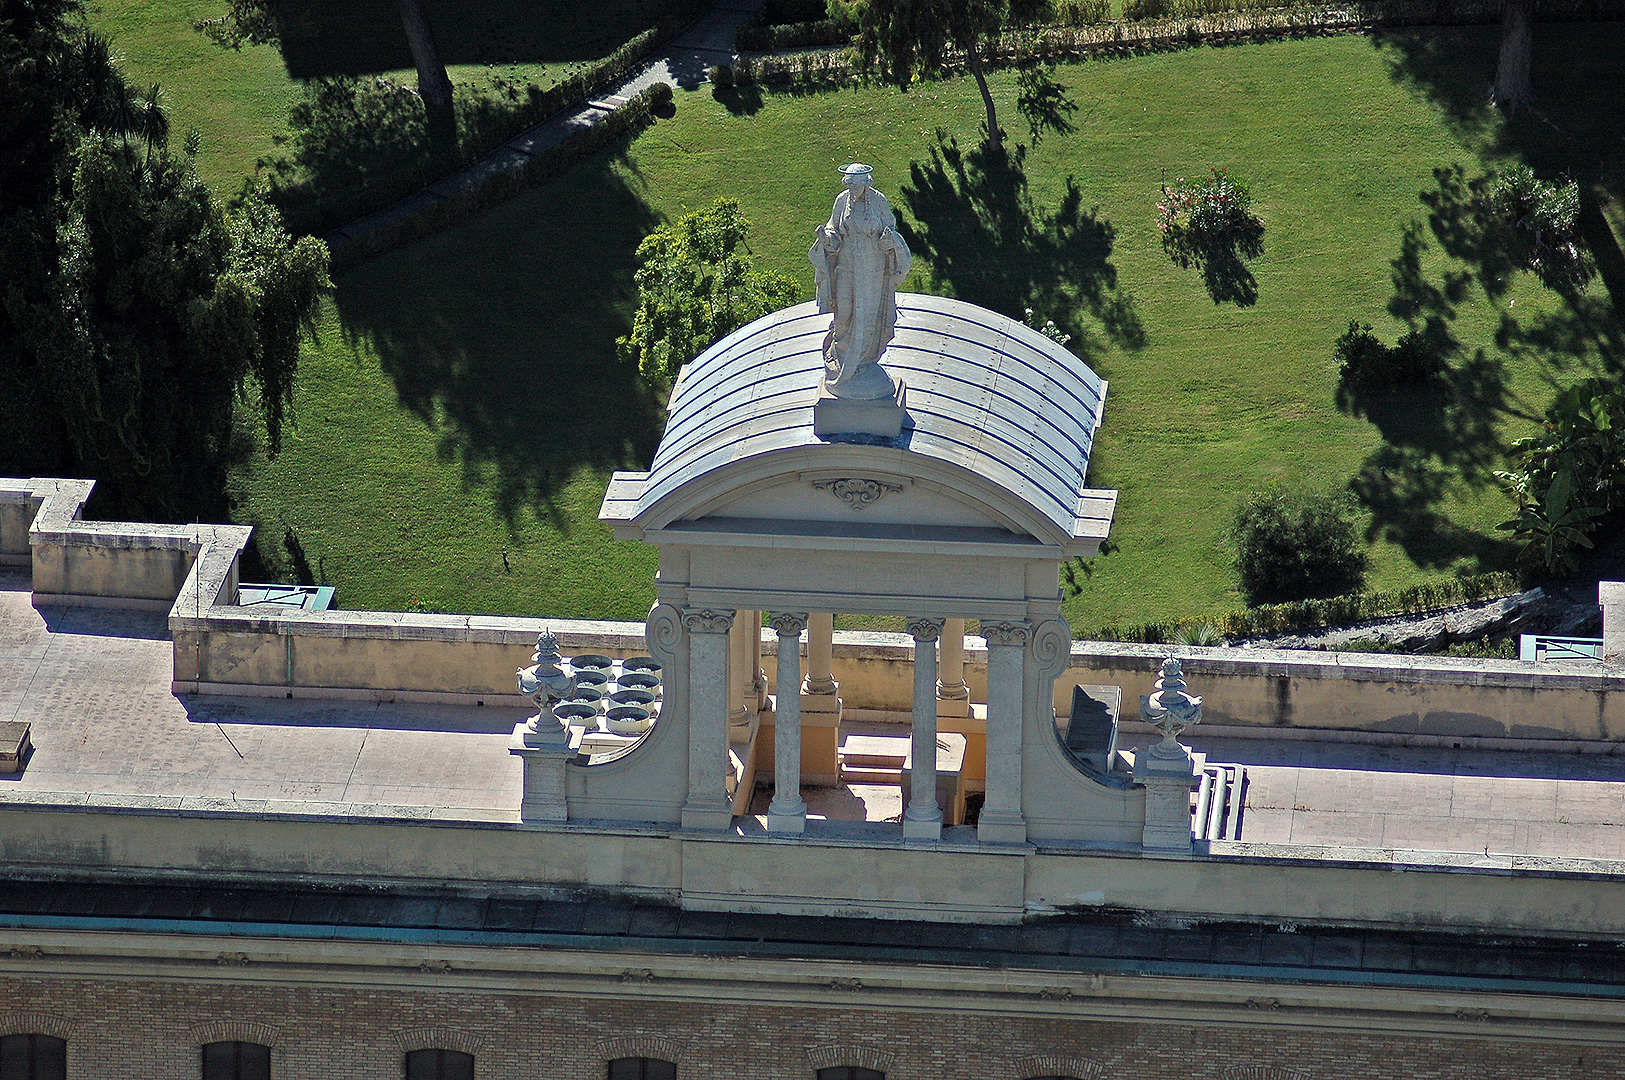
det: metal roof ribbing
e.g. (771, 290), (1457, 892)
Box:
(641, 295), (1106, 535)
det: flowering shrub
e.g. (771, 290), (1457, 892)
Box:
(1489, 164), (1594, 291)
(1157, 167), (1255, 240)
(1156, 166), (1264, 305)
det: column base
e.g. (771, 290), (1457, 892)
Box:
(766, 801), (807, 833)
(902, 811), (942, 841)
(681, 798), (734, 831)
(976, 810), (1027, 844)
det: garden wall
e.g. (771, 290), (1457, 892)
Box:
(6, 478), (1622, 743)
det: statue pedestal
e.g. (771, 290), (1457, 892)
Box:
(814, 380), (906, 438)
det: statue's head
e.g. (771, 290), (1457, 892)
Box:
(839, 162), (874, 191)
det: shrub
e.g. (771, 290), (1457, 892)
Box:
(648, 81), (674, 108)
(1489, 164), (1595, 291)
(1232, 487), (1367, 604)
(1334, 320), (1444, 396)
(1050, 0), (1112, 22)
(1157, 167), (1255, 240)
(1123, 0), (1169, 18)
(1496, 378), (1625, 574)
(708, 64), (735, 88)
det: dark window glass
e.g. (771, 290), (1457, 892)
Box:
(0, 1035), (67, 1080)
(202, 1041), (271, 1080)
(405, 1049), (474, 1080)
(608, 1059), (677, 1080)
(816, 1070), (884, 1080)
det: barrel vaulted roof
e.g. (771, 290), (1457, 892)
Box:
(601, 294), (1114, 553)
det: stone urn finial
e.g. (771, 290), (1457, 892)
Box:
(517, 629), (577, 741)
(1140, 657), (1201, 758)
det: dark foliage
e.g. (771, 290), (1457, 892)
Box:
(1334, 320), (1446, 399)
(0, 0), (329, 522)
(1232, 488), (1368, 604)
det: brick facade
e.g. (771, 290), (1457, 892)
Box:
(0, 971), (1618, 1079)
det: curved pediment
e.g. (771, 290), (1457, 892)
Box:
(601, 295), (1115, 555)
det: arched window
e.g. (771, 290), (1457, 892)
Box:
(202, 1041), (271, 1080)
(608, 1059), (676, 1080)
(816, 1070), (884, 1080)
(405, 1049), (474, 1080)
(0, 1034), (66, 1080)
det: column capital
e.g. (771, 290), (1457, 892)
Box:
(767, 611), (809, 637)
(682, 607), (735, 634)
(981, 620), (1032, 647)
(906, 616), (945, 643)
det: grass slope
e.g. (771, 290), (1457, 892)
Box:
(224, 28), (1623, 631)
(90, 0), (691, 193)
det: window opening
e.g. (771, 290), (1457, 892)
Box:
(201, 1041), (271, 1080)
(405, 1049), (474, 1080)
(0, 1035), (66, 1080)
(607, 1058), (677, 1080)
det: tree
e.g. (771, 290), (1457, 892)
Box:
(1490, 0), (1534, 115)
(617, 199), (800, 382)
(0, 0), (331, 520)
(1232, 488), (1367, 604)
(856, 0), (1010, 153)
(196, 0), (455, 153)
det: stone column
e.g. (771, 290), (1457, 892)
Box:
(804, 612), (837, 695)
(682, 608), (735, 830)
(766, 611), (809, 833)
(798, 612), (842, 785)
(978, 621), (1030, 843)
(751, 610), (769, 710)
(903, 617), (945, 841)
(937, 617), (970, 718)
(1602, 581), (1625, 662)
(728, 609), (754, 736)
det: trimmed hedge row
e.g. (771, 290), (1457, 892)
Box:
(1089, 571), (1522, 645)
(735, 0), (1625, 78)
(326, 86), (658, 272)
(288, 0), (705, 241)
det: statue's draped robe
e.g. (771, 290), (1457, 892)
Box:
(809, 187), (912, 398)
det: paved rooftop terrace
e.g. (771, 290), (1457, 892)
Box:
(5, 569), (1625, 864)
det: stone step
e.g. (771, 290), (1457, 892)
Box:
(839, 734), (909, 767)
(839, 765), (903, 784)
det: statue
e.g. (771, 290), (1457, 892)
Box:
(809, 164), (913, 401)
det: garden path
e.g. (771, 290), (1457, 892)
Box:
(323, 0), (761, 257)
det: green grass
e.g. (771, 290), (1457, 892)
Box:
(89, 0), (692, 194)
(91, 0), (297, 192)
(223, 28), (1624, 632)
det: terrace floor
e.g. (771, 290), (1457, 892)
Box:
(5, 568), (1625, 864)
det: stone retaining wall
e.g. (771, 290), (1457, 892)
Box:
(7, 477), (1622, 741)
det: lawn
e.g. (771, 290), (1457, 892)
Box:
(91, 0), (694, 193)
(217, 27), (1624, 632)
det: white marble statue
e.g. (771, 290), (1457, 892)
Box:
(809, 163), (913, 400)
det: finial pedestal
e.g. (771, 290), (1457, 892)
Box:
(813, 380), (907, 438)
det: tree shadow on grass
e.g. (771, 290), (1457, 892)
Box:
(896, 134), (1144, 367)
(1345, 158), (1625, 573)
(712, 84), (764, 117)
(1161, 222), (1264, 307)
(1371, 23), (1625, 319)
(273, 0), (692, 77)
(329, 153), (664, 532)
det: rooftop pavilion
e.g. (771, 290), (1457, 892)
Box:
(3, 283), (1625, 936)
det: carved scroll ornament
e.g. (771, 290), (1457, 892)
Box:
(811, 477), (903, 511)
